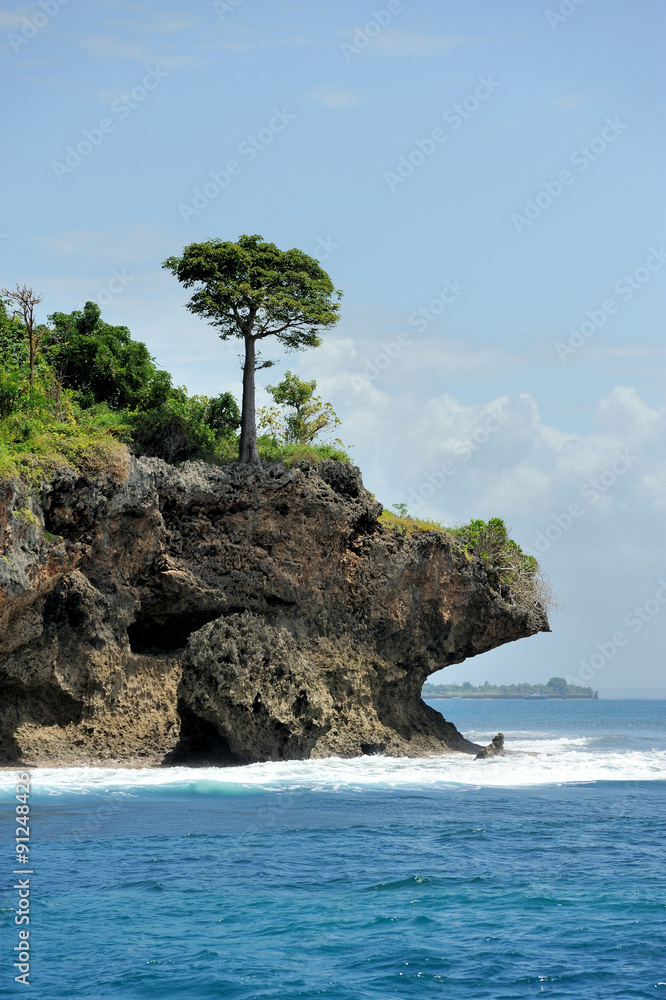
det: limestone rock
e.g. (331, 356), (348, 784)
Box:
(0, 458), (548, 765)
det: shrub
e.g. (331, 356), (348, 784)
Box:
(205, 392), (241, 440)
(259, 371), (344, 448)
(0, 364), (24, 417)
(450, 517), (555, 627)
(130, 392), (217, 463)
(257, 438), (350, 465)
(379, 510), (555, 627)
(0, 400), (130, 484)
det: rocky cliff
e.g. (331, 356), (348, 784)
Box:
(0, 458), (548, 766)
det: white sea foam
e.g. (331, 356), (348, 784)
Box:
(2, 738), (665, 796)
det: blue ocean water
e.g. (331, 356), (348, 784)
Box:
(2, 699), (666, 999)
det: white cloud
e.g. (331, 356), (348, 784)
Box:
(203, 39), (251, 50)
(595, 385), (660, 435)
(308, 86), (368, 108)
(291, 337), (666, 565)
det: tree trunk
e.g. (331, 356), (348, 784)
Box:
(29, 333), (35, 390)
(238, 335), (260, 464)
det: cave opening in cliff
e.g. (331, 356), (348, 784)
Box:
(162, 704), (244, 766)
(127, 608), (225, 654)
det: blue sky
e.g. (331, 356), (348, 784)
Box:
(2, 0), (665, 692)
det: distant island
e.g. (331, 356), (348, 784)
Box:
(423, 677), (598, 700)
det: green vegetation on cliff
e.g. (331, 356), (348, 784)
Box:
(0, 295), (348, 483)
(380, 509), (554, 627)
(0, 289), (547, 622)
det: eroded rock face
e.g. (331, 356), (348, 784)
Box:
(0, 458), (548, 765)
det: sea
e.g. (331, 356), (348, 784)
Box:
(1, 698), (665, 999)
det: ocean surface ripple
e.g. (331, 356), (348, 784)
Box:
(1, 699), (664, 999)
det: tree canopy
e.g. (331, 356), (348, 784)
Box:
(162, 234), (342, 463)
(1, 282), (348, 482)
(46, 301), (173, 411)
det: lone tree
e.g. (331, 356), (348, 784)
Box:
(1, 284), (45, 389)
(163, 234), (342, 464)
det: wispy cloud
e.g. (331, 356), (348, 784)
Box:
(38, 223), (175, 268)
(552, 90), (597, 110)
(355, 29), (482, 57)
(104, 12), (198, 33)
(580, 344), (666, 372)
(203, 34), (326, 51)
(309, 86), (368, 108)
(78, 33), (202, 68)
(0, 5), (29, 30)
(201, 38), (252, 50)
(97, 87), (125, 105)
(265, 37), (326, 48)
(24, 76), (74, 88)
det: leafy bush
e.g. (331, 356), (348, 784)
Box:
(205, 391), (241, 440)
(0, 396), (130, 484)
(256, 435), (350, 465)
(0, 364), (24, 418)
(45, 302), (172, 411)
(130, 392), (217, 463)
(0, 299), (30, 368)
(130, 391), (244, 464)
(450, 517), (536, 569)
(451, 517), (554, 627)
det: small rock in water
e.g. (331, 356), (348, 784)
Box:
(475, 732), (505, 759)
